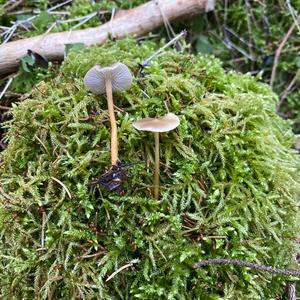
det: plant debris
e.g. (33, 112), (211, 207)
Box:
(90, 161), (139, 192)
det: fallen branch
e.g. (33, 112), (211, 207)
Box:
(192, 258), (300, 277)
(0, 0), (215, 75)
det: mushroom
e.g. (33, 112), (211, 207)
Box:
(84, 62), (132, 166)
(133, 113), (180, 199)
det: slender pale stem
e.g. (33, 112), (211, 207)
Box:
(154, 132), (160, 199)
(105, 79), (118, 165)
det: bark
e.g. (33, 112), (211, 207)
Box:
(0, 0), (215, 75)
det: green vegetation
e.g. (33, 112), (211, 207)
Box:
(1, 38), (299, 299)
(1, 0), (147, 94)
(194, 0), (300, 131)
(1, 0), (299, 130)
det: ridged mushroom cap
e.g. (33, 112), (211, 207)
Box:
(84, 62), (132, 95)
(133, 113), (180, 133)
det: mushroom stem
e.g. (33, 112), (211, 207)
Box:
(105, 79), (118, 165)
(133, 113), (180, 199)
(154, 132), (160, 199)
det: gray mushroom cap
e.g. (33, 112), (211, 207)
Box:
(133, 113), (180, 133)
(84, 62), (132, 95)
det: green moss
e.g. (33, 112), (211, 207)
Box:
(199, 0), (300, 131)
(1, 38), (300, 299)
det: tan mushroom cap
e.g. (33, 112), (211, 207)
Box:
(84, 62), (132, 95)
(133, 113), (180, 133)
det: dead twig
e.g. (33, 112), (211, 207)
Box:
(278, 69), (300, 112)
(286, 0), (300, 34)
(37, 211), (47, 253)
(285, 281), (296, 300)
(51, 176), (72, 199)
(0, 77), (14, 101)
(0, 186), (15, 202)
(77, 249), (105, 260)
(70, 11), (98, 31)
(193, 258), (300, 277)
(3, 0), (24, 13)
(270, 14), (300, 87)
(139, 30), (186, 70)
(57, 11), (103, 26)
(244, 0), (256, 70)
(0, 105), (10, 110)
(47, 0), (73, 12)
(109, 7), (116, 39)
(155, 0), (181, 49)
(106, 259), (139, 282)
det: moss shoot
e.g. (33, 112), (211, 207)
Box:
(0, 38), (300, 299)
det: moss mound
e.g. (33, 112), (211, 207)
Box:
(1, 38), (300, 299)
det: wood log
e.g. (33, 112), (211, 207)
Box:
(0, 0), (215, 75)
